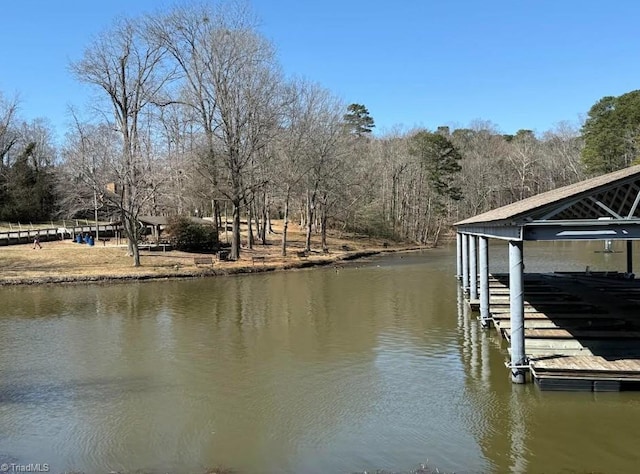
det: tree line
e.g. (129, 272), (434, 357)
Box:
(0, 94), (56, 223)
(0, 1), (635, 266)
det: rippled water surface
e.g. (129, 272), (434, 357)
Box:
(2, 242), (640, 473)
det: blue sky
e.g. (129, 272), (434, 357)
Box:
(2, 0), (640, 140)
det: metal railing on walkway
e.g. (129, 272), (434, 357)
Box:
(0, 222), (120, 246)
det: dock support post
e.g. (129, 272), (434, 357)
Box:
(509, 240), (527, 384)
(456, 233), (462, 280)
(627, 240), (633, 275)
(479, 236), (490, 328)
(462, 233), (470, 293)
(470, 235), (478, 300)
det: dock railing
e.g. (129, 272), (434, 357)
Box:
(0, 221), (120, 246)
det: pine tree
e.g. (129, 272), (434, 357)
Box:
(343, 103), (375, 137)
(581, 90), (640, 175)
(409, 130), (462, 201)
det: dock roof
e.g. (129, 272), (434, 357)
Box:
(455, 165), (640, 241)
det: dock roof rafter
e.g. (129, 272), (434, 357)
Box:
(455, 165), (640, 241)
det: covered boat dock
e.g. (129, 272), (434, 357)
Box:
(454, 165), (640, 390)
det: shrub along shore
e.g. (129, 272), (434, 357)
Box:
(0, 228), (427, 286)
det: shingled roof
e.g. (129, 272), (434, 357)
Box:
(455, 164), (640, 227)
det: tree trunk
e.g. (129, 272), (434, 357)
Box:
(131, 241), (141, 266)
(214, 200), (221, 230)
(299, 198), (306, 227)
(281, 191), (290, 257)
(424, 194), (433, 244)
(252, 199), (263, 245)
(260, 191), (268, 244)
(247, 202), (254, 250)
(224, 200), (229, 244)
(122, 212), (141, 267)
(231, 199), (241, 260)
(432, 219), (442, 247)
(320, 198), (328, 252)
(305, 189), (315, 252)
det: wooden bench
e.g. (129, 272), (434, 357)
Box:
(296, 250), (308, 259)
(157, 243), (172, 253)
(99, 238), (111, 246)
(252, 256), (266, 265)
(194, 256), (213, 266)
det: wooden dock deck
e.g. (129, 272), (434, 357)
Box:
(484, 273), (640, 391)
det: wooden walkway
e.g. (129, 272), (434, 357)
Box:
(0, 224), (118, 246)
(484, 273), (640, 391)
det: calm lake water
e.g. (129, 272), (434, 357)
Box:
(1, 241), (640, 473)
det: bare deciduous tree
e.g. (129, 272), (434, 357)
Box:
(152, 1), (282, 260)
(0, 93), (19, 168)
(60, 118), (119, 221)
(301, 89), (345, 252)
(70, 17), (174, 266)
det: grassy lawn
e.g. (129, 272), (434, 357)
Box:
(0, 222), (408, 285)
